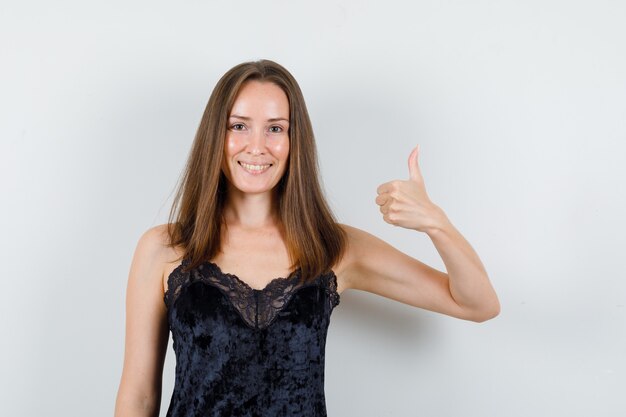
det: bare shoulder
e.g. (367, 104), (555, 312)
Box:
(333, 223), (376, 294)
(337, 222), (371, 242)
(336, 222), (378, 260)
(134, 224), (185, 295)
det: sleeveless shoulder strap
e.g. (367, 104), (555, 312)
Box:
(163, 258), (192, 311)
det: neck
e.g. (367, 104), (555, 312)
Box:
(223, 185), (280, 230)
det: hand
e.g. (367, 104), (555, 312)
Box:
(375, 144), (446, 233)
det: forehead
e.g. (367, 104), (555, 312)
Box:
(229, 80), (289, 118)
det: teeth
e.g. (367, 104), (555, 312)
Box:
(240, 162), (271, 171)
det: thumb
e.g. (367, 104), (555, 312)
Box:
(408, 144), (422, 182)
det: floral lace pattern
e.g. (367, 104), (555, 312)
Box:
(163, 258), (340, 330)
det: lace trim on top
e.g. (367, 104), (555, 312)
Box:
(163, 259), (340, 329)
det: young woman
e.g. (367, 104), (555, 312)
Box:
(114, 59), (500, 417)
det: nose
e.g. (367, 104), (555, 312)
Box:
(246, 127), (267, 155)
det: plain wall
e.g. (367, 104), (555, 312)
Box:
(1, 0), (625, 416)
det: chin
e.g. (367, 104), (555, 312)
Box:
(229, 182), (279, 195)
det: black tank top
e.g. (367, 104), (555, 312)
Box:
(163, 258), (340, 416)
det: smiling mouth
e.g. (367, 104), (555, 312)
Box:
(238, 161), (273, 173)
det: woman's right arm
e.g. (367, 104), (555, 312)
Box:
(114, 226), (170, 417)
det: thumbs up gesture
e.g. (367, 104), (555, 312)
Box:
(375, 145), (446, 233)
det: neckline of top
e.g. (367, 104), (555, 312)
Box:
(200, 260), (303, 293)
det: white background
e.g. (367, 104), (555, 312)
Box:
(1, 1), (625, 416)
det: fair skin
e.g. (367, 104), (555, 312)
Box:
(114, 80), (500, 416)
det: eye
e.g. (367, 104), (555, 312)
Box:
(230, 123), (245, 131)
(268, 125), (283, 133)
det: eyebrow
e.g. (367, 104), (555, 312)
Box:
(229, 114), (289, 123)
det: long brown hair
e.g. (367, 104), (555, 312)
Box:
(166, 59), (346, 283)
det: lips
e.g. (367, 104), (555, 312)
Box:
(238, 161), (273, 166)
(238, 161), (273, 174)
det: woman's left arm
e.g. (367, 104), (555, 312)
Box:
(340, 145), (500, 322)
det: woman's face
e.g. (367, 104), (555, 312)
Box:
(221, 80), (290, 196)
